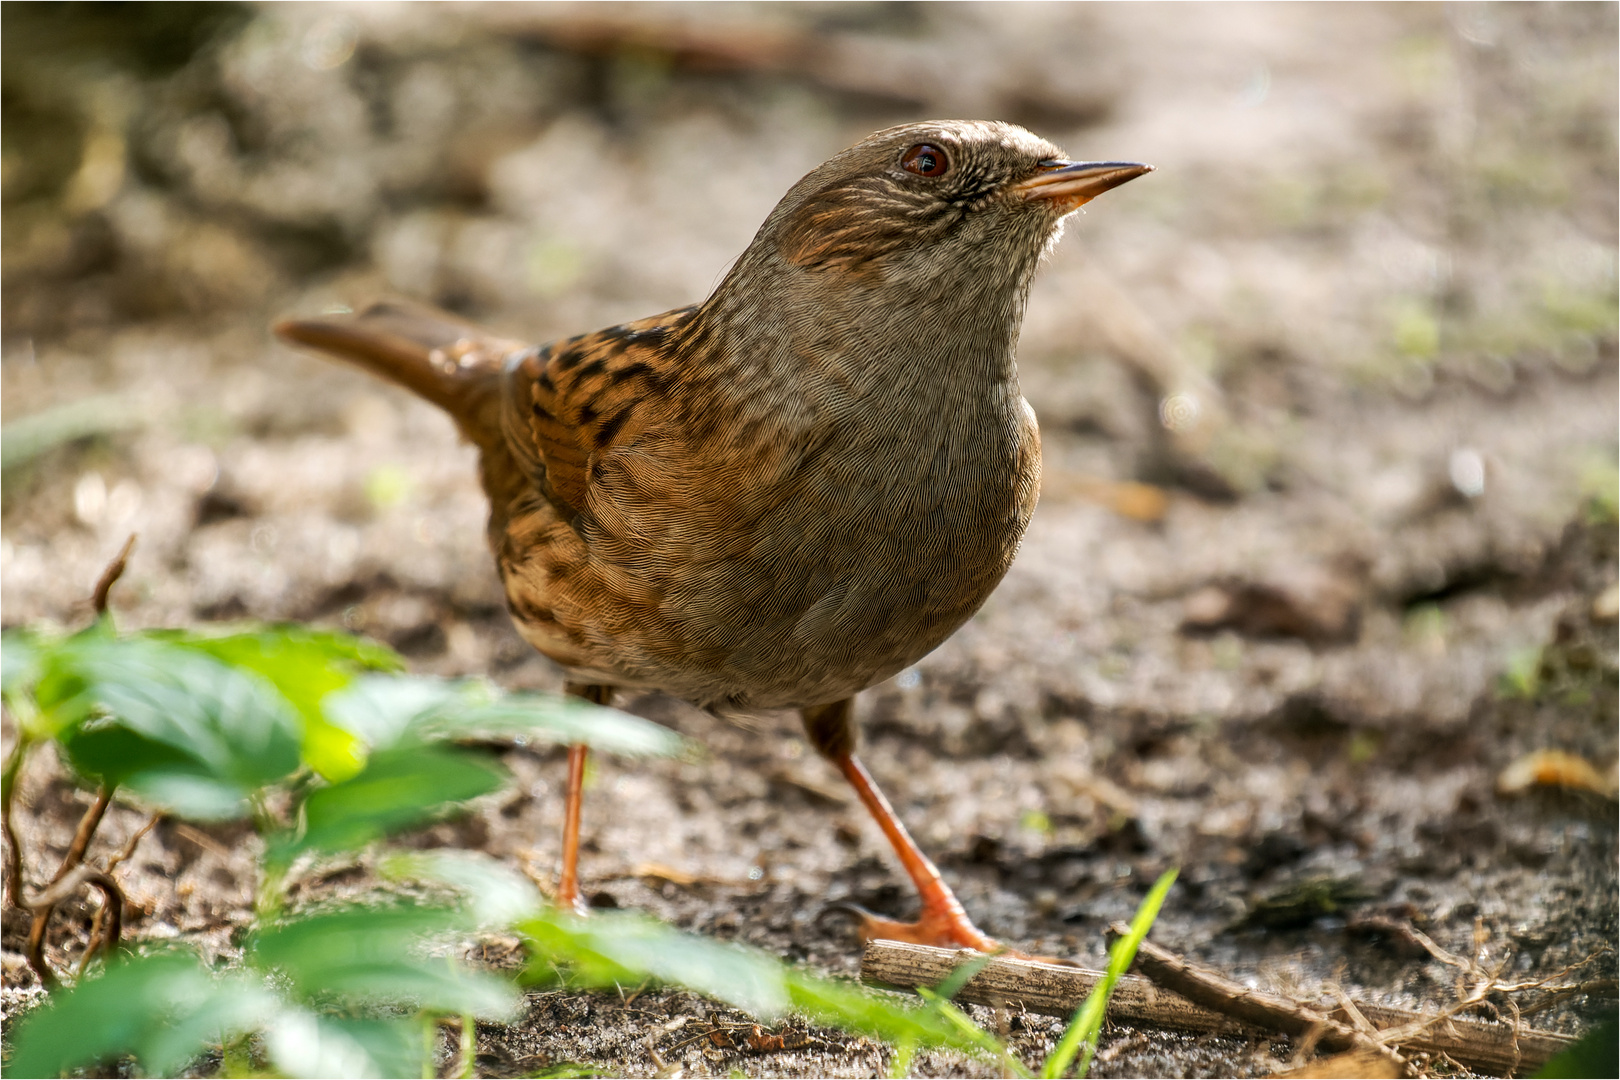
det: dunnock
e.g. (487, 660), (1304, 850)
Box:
(278, 120), (1149, 949)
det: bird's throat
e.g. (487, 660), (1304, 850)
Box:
(696, 254), (1031, 407)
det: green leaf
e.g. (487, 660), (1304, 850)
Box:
(0, 393), (139, 471)
(141, 973), (286, 1077)
(1, 628), (41, 698)
(249, 902), (518, 1019)
(784, 969), (995, 1054)
(62, 723), (246, 818)
(323, 675), (471, 750)
(6, 950), (280, 1078)
(153, 625), (402, 781)
(908, 952), (1028, 1076)
(1534, 1020), (1617, 1079)
(913, 984), (1025, 1075)
(379, 849), (544, 929)
(931, 951), (997, 1003)
(264, 1010), (425, 1080)
(289, 744), (507, 857)
(1, 629), (52, 742)
(1498, 645), (1543, 700)
(45, 635), (302, 818)
(519, 909), (988, 1052)
(24, 622), (116, 739)
(1042, 868), (1178, 1079)
(522, 907), (791, 1018)
(325, 674), (688, 758)
(49, 635), (300, 780)
(147, 625), (402, 678)
(424, 689), (688, 758)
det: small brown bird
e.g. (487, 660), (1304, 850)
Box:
(277, 120), (1149, 950)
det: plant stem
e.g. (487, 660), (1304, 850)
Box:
(1, 730), (34, 908)
(25, 786), (116, 986)
(90, 533), (137, 616)
(221, 1032), (251, 1078)
(888, 1038), (916, 1079)
(421, 1012), (438, 1080)
(251, 793), (288, 921)
(459, 1011), (476, 1079)
(54, 786), (113, 883)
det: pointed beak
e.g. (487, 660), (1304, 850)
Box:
(1009, 160), (1154, 211)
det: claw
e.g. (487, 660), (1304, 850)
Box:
(823, 900), (999, 951)
(826, 901), (1073, 964)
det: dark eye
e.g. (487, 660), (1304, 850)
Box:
(901, 143), (950, 178)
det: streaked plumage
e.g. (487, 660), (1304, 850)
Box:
(278, 120), (1149, 947)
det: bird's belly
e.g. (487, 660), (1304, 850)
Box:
(526, 399), (1041, 708)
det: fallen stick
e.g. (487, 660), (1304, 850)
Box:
(862, 941), (1247, 1038)
(1119, 933), (1401, 1068)
(860, 940), (1578, 1075)
(1120, 928), (1580, 1077)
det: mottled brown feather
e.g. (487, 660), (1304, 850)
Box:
(503, 307), (696, 517)
(274, 122), (1157, 957)
(275, 121), (1146, 714)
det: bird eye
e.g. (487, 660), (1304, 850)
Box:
(901, 144), (950, 178)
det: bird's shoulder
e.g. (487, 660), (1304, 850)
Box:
(501, 305), (697, 516)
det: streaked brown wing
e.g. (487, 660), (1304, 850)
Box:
(501, 306), (695, 518)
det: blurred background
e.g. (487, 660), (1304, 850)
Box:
(4, 2), (1615, 634)
(2, 2), (1615, 1073)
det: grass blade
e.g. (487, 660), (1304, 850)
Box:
(1041, 868), (1178, 1079)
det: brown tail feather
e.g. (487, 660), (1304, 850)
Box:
(273, 301), (523, 442)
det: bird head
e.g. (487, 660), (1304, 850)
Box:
(693, 121), (1151, 383)
(758, 120), (1151, 295)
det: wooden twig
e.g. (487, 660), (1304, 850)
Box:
(104, 812), (162, 875)
(863, 940), (1248, 1036)
(1123, 926), (1585, 1077)
(78, 812), (161, 975)
(24, 786), (114, 987)
(860, 939), (1578, 1076)
(1274, 1047), (1405, 1079)
(1, 535), (132, 911)
(170, 821), (232, 860)
(80, 869), (125, 962)
(1, 735), (29, 910)
(78, 904), (107, 978)
(25, 864), (126, 987)
(90, 533), (137, 616)
(1518, 978), (1618, 1017)
(51, 786), (113, 887)
(1346, 911), (1470, 969)
(1123, 931), (1402, 1068)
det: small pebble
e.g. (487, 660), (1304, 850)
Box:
(1592, 582), (1618, 623)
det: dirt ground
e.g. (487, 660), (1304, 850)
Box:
(3, 3), (1616, 1077)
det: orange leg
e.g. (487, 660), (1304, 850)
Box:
(556, 743), (590, 916)
(557, 683), (612, 916)
(834, 752), (998, 951)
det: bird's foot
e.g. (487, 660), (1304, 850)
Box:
(830, 902), (1070, 964)
(832, 902), (999, 952)
(550, 878), (591, 918)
